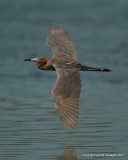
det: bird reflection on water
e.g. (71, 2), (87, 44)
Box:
(24, 25), (111, 130)
(57, 148), (77, 160)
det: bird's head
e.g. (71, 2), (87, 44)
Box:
(24, 57), (48, 69)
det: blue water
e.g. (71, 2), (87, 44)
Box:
(0, 0), (128, 159)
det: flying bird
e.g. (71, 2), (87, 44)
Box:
(24, 25), (111, 130)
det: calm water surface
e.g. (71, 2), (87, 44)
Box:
(0, 0), (128, 159)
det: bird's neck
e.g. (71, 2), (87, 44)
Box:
(38, 63), (55, 71)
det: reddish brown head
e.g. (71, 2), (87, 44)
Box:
(24, 57), (55, 70)
(24, 57), (48, 70)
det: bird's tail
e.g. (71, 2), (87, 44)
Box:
(81, 65), (112, 72)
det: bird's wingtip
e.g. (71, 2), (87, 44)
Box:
(51, 24), (66, 34)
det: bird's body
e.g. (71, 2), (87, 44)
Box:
(24, 25), (111, 130)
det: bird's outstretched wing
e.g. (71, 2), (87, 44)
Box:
(45, 25), (77, 60)
(52, 67), (81, 130)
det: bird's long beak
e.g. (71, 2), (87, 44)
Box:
(24, 59), (31, 61)
(24, 58), (39, 62)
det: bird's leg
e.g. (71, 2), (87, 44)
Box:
(81, 65), (112, 72)
(88, 66), (112, 72)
